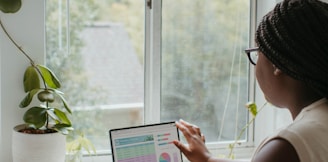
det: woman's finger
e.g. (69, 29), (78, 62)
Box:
(179, 119), (202, 136)
(201, 133), (206, 143)
(173, 140), (189, 154)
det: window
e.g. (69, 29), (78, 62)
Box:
(45, 0), (145, 151)
(45, 0), (252, 153)
(160, 0), (250, 144)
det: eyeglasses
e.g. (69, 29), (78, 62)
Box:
(244, 47), (259, 65)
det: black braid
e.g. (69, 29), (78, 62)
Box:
(256, 0), (328, 97)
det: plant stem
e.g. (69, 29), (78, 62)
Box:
(0, 17), (35, 65)
(46, 102), (49, 129)
(0, 17), (48, 89)
(228, 116), (255, 158)
(228, 102), (267, 158)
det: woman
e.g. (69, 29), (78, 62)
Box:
(173, 0), (328, 161)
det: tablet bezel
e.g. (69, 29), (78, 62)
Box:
(109, 121), (182, 162)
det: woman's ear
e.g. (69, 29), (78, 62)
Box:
(273, 67), (282, 75)
(273, 65), (282, 75)
(274, 68), (282, 75)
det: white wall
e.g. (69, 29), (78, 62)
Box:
(0, 1), (44, 161)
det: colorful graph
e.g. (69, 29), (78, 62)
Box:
(159, 152), (171, 162)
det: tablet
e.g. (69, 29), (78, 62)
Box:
(109, 121), (183, 162)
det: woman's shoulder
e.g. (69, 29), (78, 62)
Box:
(260, 107), (328, 162)
(252, 138), (299, 162)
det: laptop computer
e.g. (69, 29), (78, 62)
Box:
(109, 121), (183, 162)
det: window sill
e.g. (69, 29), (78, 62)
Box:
(79, 146), (255, 162)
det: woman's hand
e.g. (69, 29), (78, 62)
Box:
(173, 119), (212, 162)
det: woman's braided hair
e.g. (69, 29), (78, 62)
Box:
(256, 0), (328, 97)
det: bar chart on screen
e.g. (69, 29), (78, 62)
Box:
(115, 135), (157, 162)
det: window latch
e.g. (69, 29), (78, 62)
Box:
(147, 0), (152, 9)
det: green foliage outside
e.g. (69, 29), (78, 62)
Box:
(160, 0), (250, 142)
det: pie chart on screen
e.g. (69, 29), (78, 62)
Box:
(159, 152), (171, 162)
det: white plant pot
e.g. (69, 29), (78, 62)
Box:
(12, 124), (66, 162)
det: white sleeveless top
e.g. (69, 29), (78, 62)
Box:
(251, 98), (328, 162)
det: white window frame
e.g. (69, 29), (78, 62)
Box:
(0, 0), (292, 161)
(144, 0), (162, 124)
(144, 0), (261, 158)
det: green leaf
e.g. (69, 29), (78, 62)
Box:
(52, 88), (64, 95)
(54, 124), (73, 135)
(66, 139), (82, 153)
(23, 66), (40, 92)
(55, 126), (69, 135)
(56, 92), (72, 114)
(37, 90), (55, 102)
(80, 136), (97, 154)
(37, 65), (61, 89)
(245, 101), (258, 117)
(66, 134), (96, 154)
(228, 143), (233, 149)
(19, 89), (40, 108)
(47, 108), (59, 121)
(0, 0), (22, 13)
(23, 107), (47, 128)
(54, 108), (72, 126)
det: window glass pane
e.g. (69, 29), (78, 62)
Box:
(161, 0), (250, 142)
(45, 0), (145, 150)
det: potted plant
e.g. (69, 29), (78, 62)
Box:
(0, 0), (74, 161)
(1, 1), (97, 161)
(1, 0), (73, 134)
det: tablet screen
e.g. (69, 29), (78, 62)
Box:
(109, 121), (183, 162)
